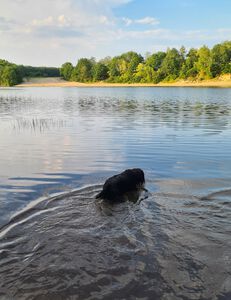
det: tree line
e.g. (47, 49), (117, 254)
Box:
(0, 60), (60, 86)
(60, 41), (231, 84)
(1, 41), (230, 86)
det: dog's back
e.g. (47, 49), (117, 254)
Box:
(96, 168), (145, 202)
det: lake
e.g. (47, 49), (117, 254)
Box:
(0, 86), (231, 299)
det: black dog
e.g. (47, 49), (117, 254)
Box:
(95, 168), (145, 203)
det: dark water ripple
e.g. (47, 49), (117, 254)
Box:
(0, 183), (230, 299)
(0, 87), (231, 299)
(0, 187), (163, 299)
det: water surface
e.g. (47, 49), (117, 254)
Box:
(0, 87), (231, 299)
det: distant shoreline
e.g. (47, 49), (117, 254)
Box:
(16, 76), (231, 88)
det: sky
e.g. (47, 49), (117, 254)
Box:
(0, 0), (230, 67)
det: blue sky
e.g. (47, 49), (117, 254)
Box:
(115, 0), (231, 30)
(0, 0), (230, 66)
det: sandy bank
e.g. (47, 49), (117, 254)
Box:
(17, 76), (231, 88)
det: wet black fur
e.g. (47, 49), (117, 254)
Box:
(95, 168), (145, 202)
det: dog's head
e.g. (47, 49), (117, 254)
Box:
(124, 168), (145, 186)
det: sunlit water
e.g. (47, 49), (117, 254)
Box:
(0, 87), (231, 299)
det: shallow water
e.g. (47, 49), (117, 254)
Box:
(0, 87), (231, 299)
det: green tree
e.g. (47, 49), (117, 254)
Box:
(71, 58), (94, 82)
(99, 56), (112, 66)
(19, 65), (60, 78)
(180, 48), (198, 79)
(195, 46), (212, 79)
(134, 63), (155, 83)
(211, 41), (231, 77)
(60, 62), (74, 80)
(122, 51), (143, 82)
(159, 48), (183, 80)
(179, 46), (186, 60)
(145, 51), (166, 71)
(0, 65), (20, 86)
(93, 63), (109, 81)
(108, 57), (121, 81)
(108, 52), (143, 82)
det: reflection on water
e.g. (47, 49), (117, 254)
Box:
(0, 87), (231, 299)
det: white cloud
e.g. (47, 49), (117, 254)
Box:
(31, 15), (71, 28)
(135, 17), (159, 25)
(122, 16), (159, 26)
(0, 0), (230, 66)
(98, 15), (115, 25)
(0, 0), (122, 65)
(32, 16), (54, 27)
(0, 0), (119, 31)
